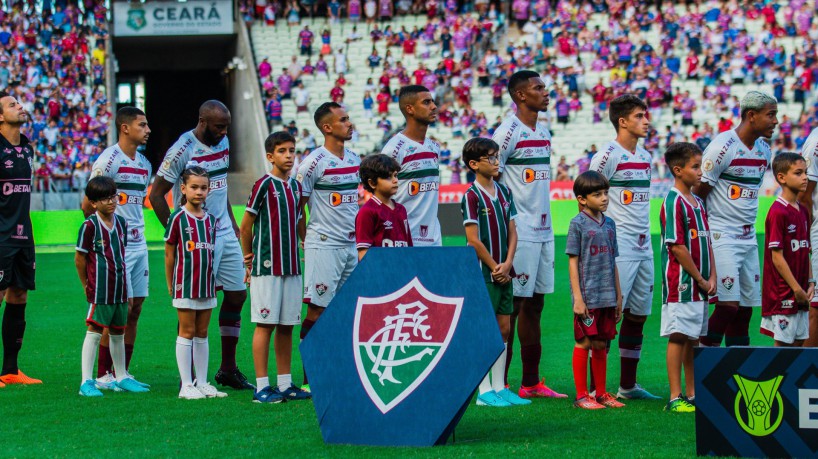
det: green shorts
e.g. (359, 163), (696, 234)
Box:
(86, 303), (128, 330)
(486, 281), (513, 315)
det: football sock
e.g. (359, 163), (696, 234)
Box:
(81, 331), (102, 383)
(277, 374), (292, 392)
(193, 337), (209, 383)
(256, 376), (269, 391)
(176, 337), (194, 386)
(725, 307), (752, 347)
(572, 347), (589, 398)
(520, 344), (541, 387)
(619, 317), (644, 390)
(478, 373), (492, 395)
(109, 334), (127, 382)
(591, 348), (607, 396)
(300, 318), (316, 385)
(491, 343), (507, 392)
(588, 340), (610, 393)
(218, 306), (241, 371)
(1, 302), (26, 376)
(701, 304), (738, 347)
(124, 343), (134, 371)
(97, 344), (112, 378)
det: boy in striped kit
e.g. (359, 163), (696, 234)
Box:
(240, 132), (311, 403)
(164, 166), (226, 400)
(660, 142), (716, 413)
(461, 138), (529, 408)
(75, 177), (149, 396)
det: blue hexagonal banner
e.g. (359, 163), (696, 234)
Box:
(300, 247), (504, 446)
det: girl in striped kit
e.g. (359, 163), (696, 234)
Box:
(164, 165), (226, 400)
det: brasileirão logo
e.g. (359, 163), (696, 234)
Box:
(733, 374), (784, 437)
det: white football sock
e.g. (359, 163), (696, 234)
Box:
(81, 331), (102, 383)
(192, 337), (209, 384)
(491, 343), (508, 392)
(176, 337), (193, 386)
(256, 376), (269, 392)
(478, 373), (492, 395)
(109, 334), (127, 382)
(277, 374), (292, 391)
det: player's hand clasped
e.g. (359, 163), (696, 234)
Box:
(492, 261), (512, 285)
(243, 253), (254, 285)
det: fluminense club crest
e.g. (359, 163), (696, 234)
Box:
(353, 277), (463, 414)
(722, 276), (735, 291)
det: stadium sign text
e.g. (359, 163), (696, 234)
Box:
(113, 0), (234, 37)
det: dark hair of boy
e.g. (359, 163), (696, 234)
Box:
(573, 170), (610, 198)
(462, 137), (499, 173)
(115, 106), (146, 132)
(265, 131), (296, 153)
(772, 152), (806, 178)
(313, 101), (343, 129)
(609, 94), (648, 131)
(85, 176), (118, 201)
(664, 141), (703, 173)
(359, 154), (399, 193)
(507, 70), (540, 96)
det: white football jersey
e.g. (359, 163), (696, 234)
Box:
(799, 127), (818, 238)
(91, 145), (152, 251)
(381, 132), (441, 246)
(701, 129), (770, 245)
(296, 146), (361, 248)
(492, 114), (553, 242)
(591, 141), (653, 260)
(158, 130), (233, 237)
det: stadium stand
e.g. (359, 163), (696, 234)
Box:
(248, 0), (818, 183)
(1, 0), (111, 198)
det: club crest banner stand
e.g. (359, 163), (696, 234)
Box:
(301, 247), (504, 446)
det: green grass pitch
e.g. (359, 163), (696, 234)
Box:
(3, 236), (771, 457)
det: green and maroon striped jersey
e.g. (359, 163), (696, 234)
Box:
(461, 181), (517, 282)
(164, 209), (217, 299)
(661, 188), (712, 303)
(245, 173), (302, 276)
(76, 213), (128, 304)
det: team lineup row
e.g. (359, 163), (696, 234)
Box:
(0, 72), (812, 407)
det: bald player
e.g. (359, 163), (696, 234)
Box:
(150, 100), (253, 390)
(381, 85), (442, 246)
(0, 91), (41, 386)
(492, 70), (566, 398)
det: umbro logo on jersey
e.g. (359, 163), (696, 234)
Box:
(184, 226), (195, 236)
(4, 160), (12, 168)
(788, 224), (797, 233)
(383, 220), (393, 229)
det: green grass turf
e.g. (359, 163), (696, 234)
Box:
(3, 236), (772, 458)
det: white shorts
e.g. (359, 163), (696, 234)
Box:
(214, 234), (246, 292)
(660, 301), (708, 339)
(760, 311), (809, 344)
(250, 275), (302, 325)
(511, 240), (555, 297)
(712, 243), (761, 307)
(173, 297), (217, 310)
(618, 258), (654, 316)
(303, 246), (357, 308)
(125, 249), (149, 299)
(811, 232), (818, 305)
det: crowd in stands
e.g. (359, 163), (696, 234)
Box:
(251, 0), (818, 183)
(1, 0), (111, 193)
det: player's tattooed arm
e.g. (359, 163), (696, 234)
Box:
(692, 181), (713, 203)
(149, 177), (175, 227)
(297, 196), (308, 247)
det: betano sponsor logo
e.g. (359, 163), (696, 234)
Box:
(621, 190), (649, 205)
(186, 240), (214, 251)
(729, 185), (758, 200)
(409, 181), (439, 196)
(522, 168), (549, 183)
(330, 192), (357, 207)
(117, 192), (143, 205)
